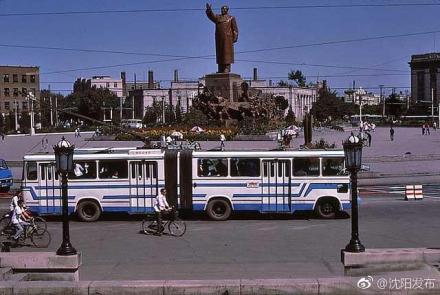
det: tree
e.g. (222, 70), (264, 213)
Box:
(175, 105), (183, 124)
(63, 79), (119, 123)
(39, 90), (64, 128)
(311, 87), (357, 121)
(143, 105), (158, 127)
(285, 106), (296, 125)
(288, 70), (306, 87)
(164, 104), (176, 124)
(0, 113), (4, 132)
(19, 111), (30, 133)
(183, 107), (209, 127)
(274, 96), (289, 111)
(386, 93), (405, 118)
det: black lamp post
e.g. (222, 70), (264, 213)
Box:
(343, 134), (365, 253)
(54, 137), (77, 256)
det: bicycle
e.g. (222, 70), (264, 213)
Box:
(142, 208), (186, 237)
(0, 210), (47, 235)
(2, 218), (51, 248)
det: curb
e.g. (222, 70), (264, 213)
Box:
(1, 277), (439, 295)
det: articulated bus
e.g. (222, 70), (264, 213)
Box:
(21, 147), (351, 221)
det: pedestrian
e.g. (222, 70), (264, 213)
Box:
(434, 122), (437, 130)
(0, 132), (4, 141)
(426, 123), (430, 135)
(76, 127), (81, 137)
(422, 124), (425, 135)
(390, 127), (394, 141)
(220, 134), (226, 151)
(366, 131), (372, 147)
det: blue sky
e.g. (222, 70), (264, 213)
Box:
(0, 0), (439, 95)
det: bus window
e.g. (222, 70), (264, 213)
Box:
(293, 158), (320, 177)
(322, 158), (345, 176)
(230, 158), (260, 177)
(198, 158), (228, 177)
(26, 162), (37, 180)
(69, 161), (97, 179)
(99, 160), (128, 179)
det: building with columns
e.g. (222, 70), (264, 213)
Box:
(410, 53), (440, 105)
(343, 87), (380, 105)
(129, 69), (319, 121)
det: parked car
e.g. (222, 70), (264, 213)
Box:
(0, 159), (13, 193)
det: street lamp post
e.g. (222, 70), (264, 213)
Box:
(343, 134), (365, 253)
(54, 137), (77, 256)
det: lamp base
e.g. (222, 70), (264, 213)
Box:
(345, 239), (365, 253)
(56, 242), (77, 256)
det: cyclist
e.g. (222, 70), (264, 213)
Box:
(153, 188), (171, 236)
(12, 199), (31, 241)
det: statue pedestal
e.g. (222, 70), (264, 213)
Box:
(205, 73), (243, 102)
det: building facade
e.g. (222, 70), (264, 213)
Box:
(0, 66), (40, 115)
(89, 76), (123, 98)
(344, 87), (380, 105)
(410, 53), (440, 105)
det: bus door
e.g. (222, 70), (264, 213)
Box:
(129, 161), (158, 213)
(38, 163), (61, 214)
(261, 160), (291, 212)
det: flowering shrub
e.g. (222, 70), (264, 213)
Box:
(115, 127), (237, 141)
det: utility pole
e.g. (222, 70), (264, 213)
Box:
(14, 99), (18, 131)
(162, 97), (165, 124)
(379, 85), (384, 117)
(55, 94), (58, 126)
(359, 95), (363, 126)
(432, 88), (435, 123)
(120, 96), (123, 122)
(49, 84), (53, 126)
(28, 92), (35, 135)
(132, 96), (135, 119)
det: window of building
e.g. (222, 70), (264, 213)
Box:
(22, 101), (27, 110)
(114, 82), (118, 88)
(292, 158), (320, 177)
(230, 158), (260, 177)
(4, 101), (10, 110)
(106, 82), (110, 88)
(197, 158), (228, 177)
(21, 88), (27, 96)
(322, 158), (345, 176)
(26, 162), (37, 180)
(98, 160), (128, 179)
(21, 75), (27, 83)
(4, 88), (9, 97)
(12, 74), (18, 82)
(30, 75), (36, 83)
(13, 88), (18, 97)
(68, 161), (97, 179)
(3, 74), (9, 83)
(30, 88), (36, 95)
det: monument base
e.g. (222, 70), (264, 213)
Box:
(205, 73), (243, 102)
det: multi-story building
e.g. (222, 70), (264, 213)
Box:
(0, 66), (40, 115)
(130, 69), (318, 121)
(344, 87), (380, 105)
(410, 53), (440, 105)
(88, 75), (123, 98)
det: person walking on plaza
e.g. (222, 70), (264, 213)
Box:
(434, 122), (437, 130)
(390, 127), (394, 141)
(220, 134), (226, 151)
(422, 124), (425, 135)
(366, 131), (372, 147)
(426, 123), (430, 135)
(153, 188), (171, 236)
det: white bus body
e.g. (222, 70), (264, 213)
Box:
(21, 148), (350, 221)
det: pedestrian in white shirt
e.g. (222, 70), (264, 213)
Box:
(153, 188), (171, 235)
(12, 200), (31, 241)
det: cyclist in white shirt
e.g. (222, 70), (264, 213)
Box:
(12, 200), (31, 241)
(153, 188), (171, 235)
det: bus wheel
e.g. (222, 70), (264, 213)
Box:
(316, 198), (338, 219)
(207, 199), (231, 221)
(77, 200), (101, 222)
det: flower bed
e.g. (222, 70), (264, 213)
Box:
(115, 127), (237, 141)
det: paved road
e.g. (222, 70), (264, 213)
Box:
(3, 194), (440, 281)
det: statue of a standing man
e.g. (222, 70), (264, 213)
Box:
(206, 3), (238, 73)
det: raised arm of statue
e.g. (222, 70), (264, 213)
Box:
(205, 3), (217, 23)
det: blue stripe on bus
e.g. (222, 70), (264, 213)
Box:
(303, 183), (339, 197)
